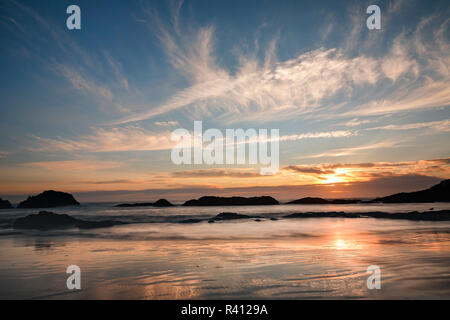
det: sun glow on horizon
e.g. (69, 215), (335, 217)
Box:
(320, 169), (350, 184)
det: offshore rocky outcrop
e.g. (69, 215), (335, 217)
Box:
(115, 199), (174, 207)
(13, 211), (123, 230)
(183, 196), (279, 206)
(0, 198), (13, 209)
(287, 197), (361, 205)
(18, 190), (80, 208)
(284, 210), (450, 221)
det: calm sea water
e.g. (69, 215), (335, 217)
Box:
(0, 203), (449, 299)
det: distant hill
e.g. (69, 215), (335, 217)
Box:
(0, 197), (13, 209)
(115, 199), (174, 207)
(373, 179), (450, 203)
(183, 196), (279, 206)
(18, 190), (80, 208)
(287, 197), (361, 205)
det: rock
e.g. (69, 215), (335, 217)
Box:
(0, 198), (13, 209)
(179, 218), (203, 224)
(14, 211), (78, 229)
(287, 197), (361, 204)
(154, 199), (174, 207)
(115, 198), (174, 207)
(210, 212), (253, 221)
(13, 211), (123, 230)
(329, 199), (361, 204)
(284, 212), (360, 219)
(372, 179), (450, 203)
(362, 210), (450, 221)
(183, 196), (279, 206)
(282, 210), (450, 221)
(115, 202), (154, 207)
(18, 190), (80, 208)
(75, 220), (120, 229)
(288, 197), (329, 204)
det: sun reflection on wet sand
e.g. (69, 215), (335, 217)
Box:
(1, 218), (450, 299)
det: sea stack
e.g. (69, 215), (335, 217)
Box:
(115, 198), (174, 207)
(287, 197), (361, 204)
(17, 190), (80, 208)
(182, 196), (279, 206)
(0, 197), (13, 209)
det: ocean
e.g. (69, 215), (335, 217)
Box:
(1, 202), (450, 299)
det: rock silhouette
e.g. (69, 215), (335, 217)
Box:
(211, 212), (252, 220)
(0, 198), (13, 209)
(283, 210), (450, 221)
(179, 218), (203, 224)
(18, 190), (80, 208)
(284, 211), (360, 218)
(183, 196), (279, 206)
(287, 197), (361, 205)
(115, 199), (174, 207)
(13, 211), (123, 230)
(373, 179), (450, 203)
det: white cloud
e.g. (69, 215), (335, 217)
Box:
(119, 46), (383, 124)
(381, 37), (418, 82)
(32, 126), (356, 153)
(367, 119), (450, 132)
(21, 160), (123, 171)
(280, 130), (356, 141)
(298, 140), (401, 159)
(54, 63), (114, 101)
(154, 121), (180, 127)
(32, 126), (175, 152)
(117, 4), (449, 125)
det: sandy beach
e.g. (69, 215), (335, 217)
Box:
(1, 203), (450, 299)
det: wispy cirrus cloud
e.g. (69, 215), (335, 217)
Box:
(20, 160), (123, 171)
(0, 151), (9, 158)
(172, 168), (266, 178)
(31, 127), (175, 152)
(74, 179), (144, 185)
(53, 63), (114, 101)
(297, 140), (401, 159)
(154, 121), (180, 127)
(118, 45), (383, 124)
(280, 130), (356, 141)
(4, 1), (134, 114)
(117, 2), (450, 125)
(367, 119), (450, 132)
(31, 127), (356, 153)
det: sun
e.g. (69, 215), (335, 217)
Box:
(322, 175), (345, 184)
(321, 169), (350, 184)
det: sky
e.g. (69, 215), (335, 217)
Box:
(0, 0), (449, 202)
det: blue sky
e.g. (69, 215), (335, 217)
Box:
(0, 0), (449, 201)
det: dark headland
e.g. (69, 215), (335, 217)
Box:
(17, 190), (80, 208)
(0, 197), (13, 209)
(372, 179), (450, 203)
(287, 179), (450, 204)
(182, 196), (279, 206)
(115, 199), (174, 207)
